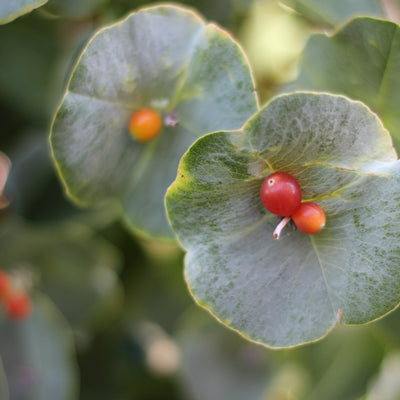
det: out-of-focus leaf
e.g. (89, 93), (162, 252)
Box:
(44, 0), (106, 18)
(0, 293), (78, 400)
(166, 92), (400, 348)
(287, 17), (400, 152)
(0, 0), (47, 24)
(177, 310), (273, 400)
(366, 351), (400, 400)
(297, 325), (385, 400)
(0, 14), (61, 122)
(280, 0), (384, 27)
(0, 218), (123, 332)
(178, 309), (385, 400)
(239, 0), (310, 98)
(0, 356), (9, 400)
(50, 5), (258, 239)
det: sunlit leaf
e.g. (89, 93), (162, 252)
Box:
(166, 92), (400, 348)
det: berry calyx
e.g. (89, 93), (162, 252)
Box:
(260, 172), (302, 217)
(5, 291), (32, 320)
(291, 202), (326, 235)
(129, 108), (163, 142)
(273, 216), (291, 240)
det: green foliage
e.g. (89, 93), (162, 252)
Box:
(288, 17), (400, 152)
(50, 5), (258, 239)
(3, 0), (400, 398)
(166, 92), (400, 347)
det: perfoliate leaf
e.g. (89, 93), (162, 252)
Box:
(166, 92), (400, 348)
(0, 0), (47, 24)
(287, 17), (400, 152)
(50, 5), (258, 238)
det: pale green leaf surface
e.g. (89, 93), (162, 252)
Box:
(0, 294), (78, 399)
(287, 17), (400, 152)
(0, 0), (47, 24)
(280, 0), (384, 27)
(50, 5), (258, 238)
(166, 92), (400, 348)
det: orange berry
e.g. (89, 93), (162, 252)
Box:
(5, 291), (32, 320)
(292, 202), (326, 235)
(129, 108), (163, 142)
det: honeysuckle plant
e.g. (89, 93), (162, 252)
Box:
(166, 92), (400, 348)
(50, 4), (258, 239)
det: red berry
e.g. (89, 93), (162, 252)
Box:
(292, 202), (326, 235)
(0, 270), (11, 300)
(5, 291), (32, 320)
(260, 172), (302, 217)
(129, 108), (163, 142)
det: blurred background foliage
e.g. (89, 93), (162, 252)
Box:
(2, 0), (400, 399)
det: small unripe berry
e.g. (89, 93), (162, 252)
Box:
(129, 108), (163, 142)
(292, 202), (326, 235)
(260, 172), (302, 217)
(5, 291), (32, 320)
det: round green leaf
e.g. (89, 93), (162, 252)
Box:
(0, 0), (48, 24)
(0, 293), (78, 399)
(287, 17), (400, 152)
(50, 5), (258, 239)
(166, 92), (400, 348)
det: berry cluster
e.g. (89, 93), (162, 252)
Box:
(260, 172), (326, 239)
(0, 270), (32, 320)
